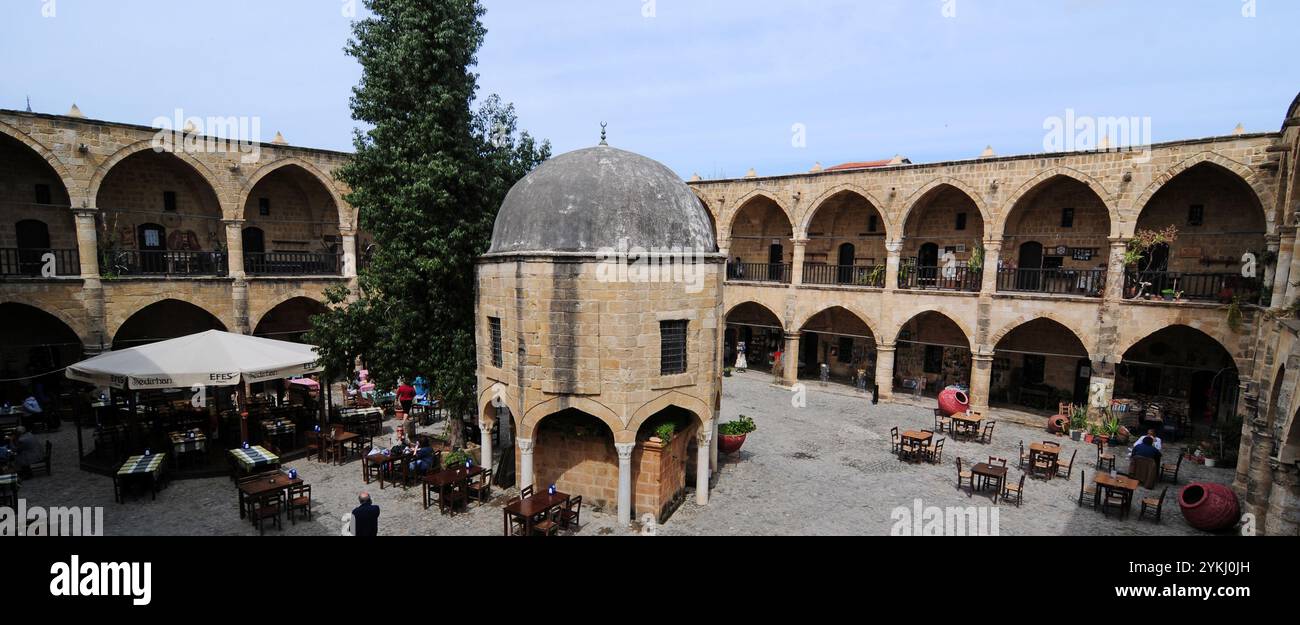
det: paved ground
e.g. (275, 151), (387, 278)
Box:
(12, 373), (1236, 536)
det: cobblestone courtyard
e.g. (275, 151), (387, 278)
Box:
(16, 373), (1235, 536)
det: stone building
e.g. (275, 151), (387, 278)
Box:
(475, 142), (724, 526)
(0, 107), (360, 400)
(693, 94), (1300, 535)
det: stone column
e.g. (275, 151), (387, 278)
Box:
(341, 230), (358, 279)
(1104, 237), (1129, 302)
(1245, 427), (1275, 523)
(1265, 463), (1300, 536)
(73, 208), (107, 352)
(517, 437), (535, 492)
(781, 332), (801, 386)
(980, 240), (1002, 294)
(1285, 228), (1300, 305)
(790, 238), (807, 286)
(709, 418), (719, 473)
(223, 219), (246, 279)
(1272, 227), (1294, 309)
(874, 342), (896, 401)
(615, 441), (635, 526)
(884, 240), (903, 291)
(1086, 360), (1116, 417)
(695, 423), (713, 505)
(1263, 235), (1279, 304)
(479, 418), (493, 472)
(969, 353), (994, 414)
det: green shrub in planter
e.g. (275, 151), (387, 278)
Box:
(443, 449), (471, 469)
(654, 422), (676, 443)
(719, 416), (757, 436)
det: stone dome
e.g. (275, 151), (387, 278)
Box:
(488, 145), (718, 254)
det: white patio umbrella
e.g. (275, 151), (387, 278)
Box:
(66, 330), (322, 390)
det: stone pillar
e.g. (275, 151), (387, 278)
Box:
(875, 342), (896, 401)
(695, 423), (713, 505)
(1272, 228), (1295, 309)
(1245, 427), (1275, 523)
(1265, 463), (1300, 536)
(341, 231), (358, 279)
(709, 418), (718, 473)
(478, 418), (493, 473)
(969, 352), (994, 414)
(73, 209), (108, 352)
(884, 240), (903, 291)
(615, 441), (635, 526)
(790, 238), (807, 286)
(980, 240), (1002, 294)
(1104, 238), (1129, 302)
(1087, 360), (1116, 417)
(517, 437), (535, 492)
(781, 332), (801, 386)
(1285, 229), (1300, 305)
(1263, 235), (1279, 304)
(223, 219), (246, 279)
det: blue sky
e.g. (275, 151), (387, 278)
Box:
(2, 0), (1296, 179)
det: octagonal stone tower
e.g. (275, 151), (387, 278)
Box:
(476, 142), (724, 526)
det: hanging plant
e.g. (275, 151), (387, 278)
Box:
(1227, 296), (1243, 333)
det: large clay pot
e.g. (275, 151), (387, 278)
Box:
(1047, 415), (1068, 434)
(1179, 483), (1241, 532)
(719, 434), (747, 454)
(937, 388), (970, 416)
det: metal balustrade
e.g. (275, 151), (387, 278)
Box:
(726, 261), (791, 284)
(802, 263), (885, 288)
(897, 264), (980, 292)
(997, 267), (1105, 297)
(0, 247), (80, 277)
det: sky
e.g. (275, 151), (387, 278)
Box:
(2, 0), (1297, 179)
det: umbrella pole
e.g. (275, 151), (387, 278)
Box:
(238, 382), (249, 443)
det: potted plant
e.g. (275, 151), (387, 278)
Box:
(1099, 415), (1121, 446)
(718, 415), (757, 454)
(651, 422), (676, 444)
(723, 366), (733, 378)
(1161, 288), (1176, 301)
(443, 448), (471, 469)
(1069, 405), (1087, 442)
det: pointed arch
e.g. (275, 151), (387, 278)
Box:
(899, 177), (991, 239)
(792, 304), (877, 338)
(997, 167), (1117, 238)
(88, 139), (228, 210)
(627, 391), (712, 437)
(0, 121), (81, 206)
(725, 300), (784, 327)
(988, 313), (1093, 355)
(521, 395), (624, 441)
(798, 183), (890, 240)
(891, 310), (974, 351)
(1129, 152), (1273, 236)
(237, 157), (349, 226)
(725, 188), (793, 239)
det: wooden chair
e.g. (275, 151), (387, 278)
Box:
(1139, 487), (1168, 523)
(926, 438), (945, 464)
(441, 479), (469, 515)
(1002, 473), (1025, 507)
(978, 421), (996, 444)
(29, 441), (52, 476)
(502, 501), (525, 536)
(559, 495), (583, 532)
(1101, 487), (1130, 519)
(956, 457), (974, 495)
(988, 456), (1007, 467)
(1016, 441), (1030, 470)
(890, 427), (902, 455)
(521, 485), (534, 499)
(287, 483), (311, 523)
(530, 504), (562, 536)
(1056, 449), (1077, 479)
(1030, 450), (1055, 480)
(933, 409), (951, 434)
(1095, 439), (1115, 472)
(1077, 471), (1098, 508)
(467, 469), (493, 503)
(1160, 452), (1183, 484)
(250, 491), (284, 535)
(305, 431), (323, 462)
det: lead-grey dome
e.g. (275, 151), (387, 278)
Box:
(488, 145), (718, 254)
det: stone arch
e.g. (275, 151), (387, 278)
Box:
(724, 300), (784, 327)
(0, 121), (82, 206)
(889, 309), (975, 350)
(108, 298), (229, 348)
(1114, 323), (1238, 366)
(690, 189), (720, 247)
(798, 184), (890, 240)
(0, 299), (89, 350)
(792, 303), (878, 337)
(251, 295), (328, 340)
(478, 382), (520, 430)
(997, 167), (1117, 238)
(898, 177), (992, 241)
(237, 157), (348, 226)
(725, 189), (793, 239)
(88, 139), (229, 210)
(1266, 364), (1289, 432)
(1129, 152), (1273, 236)
(988, 313), (1093, 355)
(627, 391), (711, 437)
(520, 395), (624, 442)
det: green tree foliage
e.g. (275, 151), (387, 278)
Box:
(308, 0), (549, 447)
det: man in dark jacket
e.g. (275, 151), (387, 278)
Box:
(352, 492), (380, 537)
(1132, 436), (1162, 464)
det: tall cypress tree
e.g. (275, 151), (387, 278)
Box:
(309, 0), (550, 447)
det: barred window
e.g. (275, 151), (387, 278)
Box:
(489, 317), (503, 367)
(660, 320), (688, 375)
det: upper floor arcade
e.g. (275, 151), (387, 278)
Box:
(0, 108), (369, 281)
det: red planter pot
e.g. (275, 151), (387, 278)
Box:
(1047, 415), (1068, 434)
(937, 388), (970, 416)
(1179, 482), (1241, 532)
(718, 434), (747, 454)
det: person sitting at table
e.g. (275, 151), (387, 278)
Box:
(352, 492), (380, 537)
(1132, 436), (1162, 464)
(410, 439), (437, 475)
(11, 426), (40, 479)
(22, 394), (42, 415)
(1139, 428), (1163, 451)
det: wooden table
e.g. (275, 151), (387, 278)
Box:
(1095, 472), (1140, 516)
(229, 446), (281, 478)
(238, 472), (302, 519)
(971, 463), (1008, 503)
(1029, 442), (1061, 478)
(0, 473), (18, 505)
(951, 413), (983, 440)
(364, 452), (412, 489)
(502, 491), (570, 536)
(325, 431), (361, 465)
(899, 431), (932, 462)
(114, 453), (166, 503)
(424, 465), (484, 512)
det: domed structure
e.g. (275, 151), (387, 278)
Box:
(488, 145), (717, 254)
(476, 142), (724, 530)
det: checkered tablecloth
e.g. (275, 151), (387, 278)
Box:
(229, 446), (280, 471)
(339, 408), (384, 418)
(261, 420), (296, 435)
(117, 454), (165, 477)
(0, 474), (18, 487)
(169, 429), (206, 454)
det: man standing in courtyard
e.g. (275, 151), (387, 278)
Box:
(352, 492), (380, 537)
